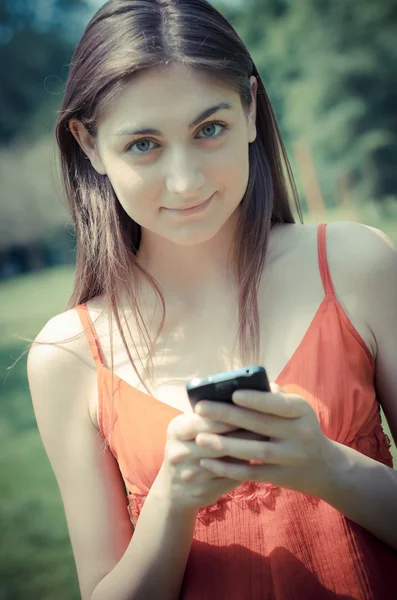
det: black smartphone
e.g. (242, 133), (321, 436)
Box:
(186, 365), (270, 409)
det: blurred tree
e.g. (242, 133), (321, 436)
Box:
(1, 0), (396, 264)
(224, 0), (397, 205)
(0, 0), (90, 143)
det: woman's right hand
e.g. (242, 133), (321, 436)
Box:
(157, 412), (249, 512)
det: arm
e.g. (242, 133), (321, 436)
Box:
(28, 312), (197, 600)
(321, 441), (397, 549)
(91, 467), (198, 600)
(197, 222), (397, 549)
(321, 221), (397, 549)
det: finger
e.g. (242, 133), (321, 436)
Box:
(167, 414), (240, 441)
(167, 437), (250, 465)
(270, 383), (285, 394)
(199, 458), (279, 482)
(231, 390), (310, 419)
(194, 402), (294, 439)
(196, 433), (292, 465)
(179, 463), (244, 483)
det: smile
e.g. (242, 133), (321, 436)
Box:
(163, 194), (214, 216)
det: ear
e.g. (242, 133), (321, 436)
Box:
(68, 119), (107, 175)
(247, 76), (257, 144)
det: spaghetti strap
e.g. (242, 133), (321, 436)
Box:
(76, 303), (105, 368)
(317, 223), (336, 298)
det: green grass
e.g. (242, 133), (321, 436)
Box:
(0, 266), (81, 600)
(0, 206), (396, 598)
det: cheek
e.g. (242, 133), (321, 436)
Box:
(213, 144), (250, 196)
(107, 163), (161, 219)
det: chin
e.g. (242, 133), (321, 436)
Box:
(171, 230), (220, 247)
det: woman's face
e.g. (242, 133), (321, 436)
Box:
(74, 64), (257, 248)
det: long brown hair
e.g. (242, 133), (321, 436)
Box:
(16, 0), (302, 453)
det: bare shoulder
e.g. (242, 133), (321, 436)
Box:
(325, 219), (396, 252)
(323, 220), (397, 351)
(324, 220), (397, 285)
(284, 221), (396, 361)
(324, 222), (397, 443)
(28, 305), (103, 429)
(28, 306), (98, 399)
(31, 305), (91, 350)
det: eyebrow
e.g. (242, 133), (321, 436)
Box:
(115, 102), (233, 137)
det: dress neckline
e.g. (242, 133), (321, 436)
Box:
(98, 295), (333, 414)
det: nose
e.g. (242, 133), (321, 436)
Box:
(165, 147), (205, 198)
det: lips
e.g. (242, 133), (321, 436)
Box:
(165, 194), (213, 211)
(164, 194), (214, 212)
(179, 199), (207, 210)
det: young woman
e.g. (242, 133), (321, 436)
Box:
(27, 1), (397, 599)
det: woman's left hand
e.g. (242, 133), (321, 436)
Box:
(194, 383), (337, 498)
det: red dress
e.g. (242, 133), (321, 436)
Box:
(76, 223), (396, 599)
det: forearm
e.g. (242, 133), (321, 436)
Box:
(321, 440), (397, 549)
(91, 471), (198, 600)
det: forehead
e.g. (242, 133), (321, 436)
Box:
(97, 64), (239, 133)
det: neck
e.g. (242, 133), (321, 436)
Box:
(136, 210), (240, 308)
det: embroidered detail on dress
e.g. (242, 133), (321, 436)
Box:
(349, 423), (393, 468)
(126, 425), (393, 528)
(196, 481), (281, 525)
(126, 481), (281, 528)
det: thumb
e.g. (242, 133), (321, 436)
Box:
(270, 382), (286, 394)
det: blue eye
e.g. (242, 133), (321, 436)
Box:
(126, 121), (228, 156)
(197, 122), (226, 139)
(129, 139), (158, 154)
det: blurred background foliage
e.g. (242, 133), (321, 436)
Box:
(1, 0), (396, 598)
